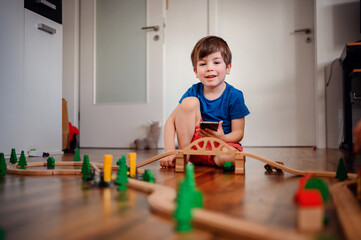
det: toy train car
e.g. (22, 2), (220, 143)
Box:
(264, 161), (284, 173)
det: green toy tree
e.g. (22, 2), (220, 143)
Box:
(17, 151), (27, 169)
(174, 164), (204, 232)
(335, 158), (348, 182)
(0, 153), (7, 176)
(305, 178), (329, 203)
(116, 156), (126, 166)
(47, 157), (55, 168)
(10, 148), (17, 164)
(223, 161), (234, 171)
(142, 170), (155, 183)
(73, 147), (81, 162)
(0, 227), (5, 240)
(115, 157), (128, 191)
(174, 180), (193, 232)
(81, 155), (91, 180)
(184, 164), (203, 208)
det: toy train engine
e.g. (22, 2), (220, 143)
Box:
(264, 161), (284, 173)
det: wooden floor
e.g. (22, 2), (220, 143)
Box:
(0, 147), (360, 240)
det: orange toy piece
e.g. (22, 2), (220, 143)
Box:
(103, 155), (113, 183)
(128, 152), (137, 178)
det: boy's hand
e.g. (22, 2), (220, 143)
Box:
(159, 154), (176, 168)
(198, 121), (226, 140)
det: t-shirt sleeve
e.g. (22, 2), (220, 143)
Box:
(179, 85), (197, 103)
(229, 90), (250, 119)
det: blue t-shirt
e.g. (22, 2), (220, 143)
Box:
(179, 82), (250, 135)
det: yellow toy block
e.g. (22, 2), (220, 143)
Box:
(103, 154), (113, 182)
(128, 152), (136, 178)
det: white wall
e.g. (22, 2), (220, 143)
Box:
(217, 0), (316, 146)
(315, 0), (361, 148)
(0, 0), (25, 155)
(63, 0), (79, 127)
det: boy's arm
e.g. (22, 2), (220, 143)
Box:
(199, 117), (245, 143)
(160, 105), (180, 167)
(164, 105), (180, 152)
(223, 117), (245, 143)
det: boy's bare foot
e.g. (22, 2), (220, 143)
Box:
(213, 147), (234, 167)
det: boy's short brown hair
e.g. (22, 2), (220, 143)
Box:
(191, 36), (232, 68)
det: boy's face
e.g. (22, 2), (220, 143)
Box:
(193, 51), (231, 90)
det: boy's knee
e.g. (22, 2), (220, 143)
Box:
(179, 97), (200, 113)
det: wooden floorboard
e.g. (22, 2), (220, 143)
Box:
(0, 147), (360, 239)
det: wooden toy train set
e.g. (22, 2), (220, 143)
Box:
(1, 137), (361, 240)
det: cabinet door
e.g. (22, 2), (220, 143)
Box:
(24, 9), (62, 153)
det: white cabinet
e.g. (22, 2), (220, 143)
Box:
(0, 1), (62, 155)
(23, 9), (62, 154)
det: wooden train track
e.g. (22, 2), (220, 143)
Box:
(330, 180), (361, 240)
(7, 151), (356, 179)
(128, 178), (308, 240)
(6, 161), (143, 176)
(136, 137), (357, 179)
(4, 137), (359, 239)
(5, 159), (358, 240)
(137, 150), (357, 178)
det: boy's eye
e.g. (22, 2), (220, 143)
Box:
(199, 63), (206, 66)
(214, 61), (221, 64)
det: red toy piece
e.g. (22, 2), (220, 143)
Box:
(294, 175), (326, 233)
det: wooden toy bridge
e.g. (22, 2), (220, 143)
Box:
(137, 137), (352, 178)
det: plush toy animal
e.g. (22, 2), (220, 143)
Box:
(134, 121), (161, 150)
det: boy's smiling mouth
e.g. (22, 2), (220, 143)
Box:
(205, 75), (217, 79)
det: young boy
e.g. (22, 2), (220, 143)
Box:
(160, 36), (250, 168)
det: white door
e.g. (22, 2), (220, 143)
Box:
(217, 0), (316, 146)
(79, 0), (164, 148)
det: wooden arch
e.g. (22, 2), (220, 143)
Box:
(182, 137), (238, 156)
(175, 137), (245, 174)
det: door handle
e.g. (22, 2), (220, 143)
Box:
(294, 28), (311, 34)
(37, 23), (56, 34)
(141, 26), (159, 32)
(36, 0), (56, 10)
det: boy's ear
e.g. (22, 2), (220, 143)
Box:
(193, 67), (199, 78)
(226, 63), (232, 75)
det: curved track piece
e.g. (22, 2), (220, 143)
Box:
(128, 178), (308, 240)
(6, 161), (144, 176)
(330, 180), (361, 240)
(136, 151), (178, 168)
(6, 162), (84, 176)
(241, 152), (357, 178)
